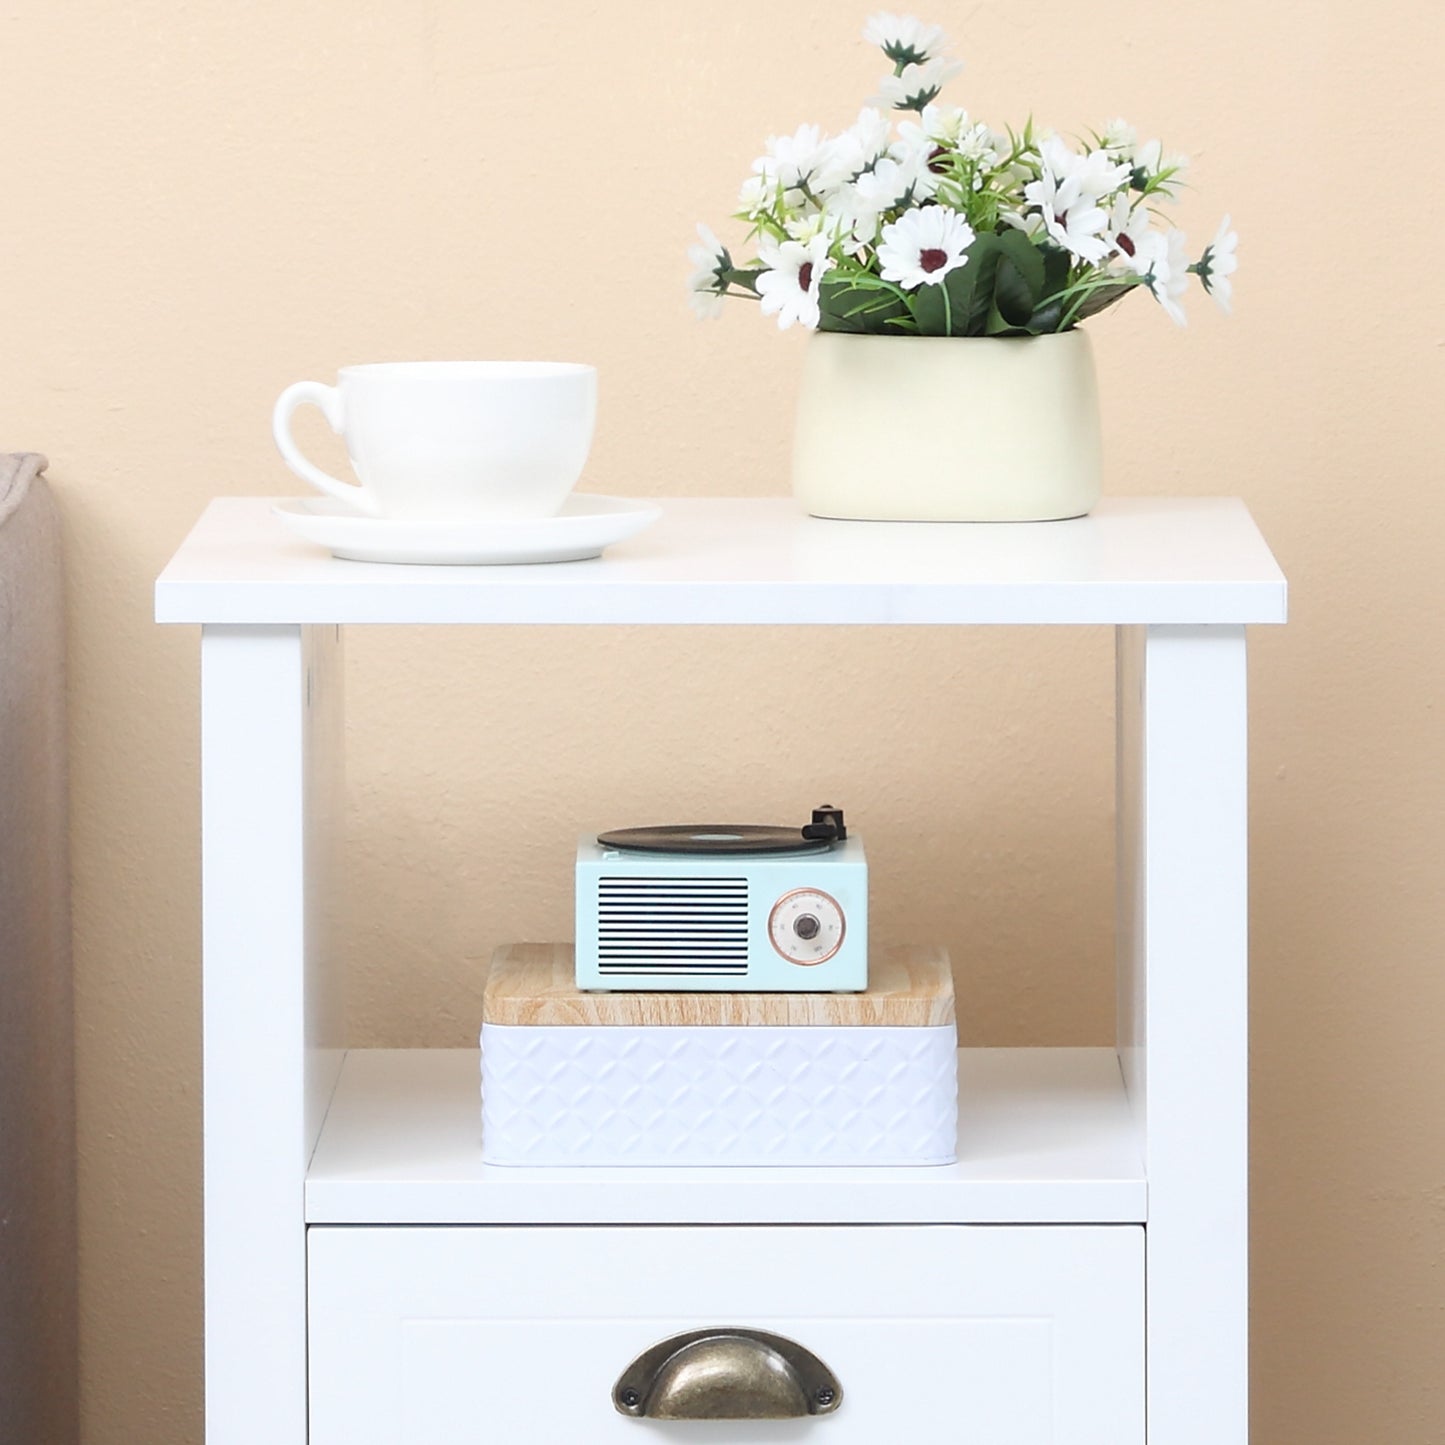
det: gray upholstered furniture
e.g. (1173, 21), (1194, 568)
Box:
(0, 453), (77, 1443)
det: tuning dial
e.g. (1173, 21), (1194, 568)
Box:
(768, 888), (846, 966)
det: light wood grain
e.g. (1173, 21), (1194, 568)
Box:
(482, 942), (954, 1027)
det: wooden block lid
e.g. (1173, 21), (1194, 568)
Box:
(482, 942), (954, 1028)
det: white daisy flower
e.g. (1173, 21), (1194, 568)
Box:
(900, 103), (971, 148)
(784, 209), (844, 245)
(1023, 135), (1132, 263)
(1134, 139), (1164, 176)
(863, 12), (950, 65)
(831, 148), (936, 244)
(852, 107), (896, 160)
(873, 55), (963, 112)
(1025, 176), (1109, 261)
(756, 233), (834, 330)
(886, 136), (942, 201)
(895, 108), (997, 189)
(1001, 209), (1047, 242)
(1100, 118), (1137, 157)
(753, 123), (833, 203)
(1066, 137), (1135, 202)
(1105, 195), (1154, 276)
(738, 173), (773, 219)
(1136, 227), (1190, 326)
(686, 223), (730, 320)
(688, 288), (726, 321)
(817, 108), (894, 192)
(1132, 139), (1190, 196)
(828, 181), (888, 250)
(1196, 215), (1238, 315)
(1004, 153), (1038, 189)
(954, 121), (1001, 168)
(877, 204), (976, 290)
(851, 155), (915, 214)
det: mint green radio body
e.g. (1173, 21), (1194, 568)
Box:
(575, 831), (868, 992)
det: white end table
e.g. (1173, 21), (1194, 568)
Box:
(157, 495), (1286, 1444)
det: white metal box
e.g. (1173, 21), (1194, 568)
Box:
(480, 943), (956, 1166)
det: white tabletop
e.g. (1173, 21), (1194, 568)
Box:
(155, 495), (1286, 627)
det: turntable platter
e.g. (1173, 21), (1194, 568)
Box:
(596, 824), (830, 855)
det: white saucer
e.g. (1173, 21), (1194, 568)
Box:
(272, 493), (662, 565)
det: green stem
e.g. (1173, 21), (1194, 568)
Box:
(723, 267), (763, 295)
(828, 271), (911, 302)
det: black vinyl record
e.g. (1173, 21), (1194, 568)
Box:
(597, 824), (830, 856)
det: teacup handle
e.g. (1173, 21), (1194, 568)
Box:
(272, 380), (381, 515)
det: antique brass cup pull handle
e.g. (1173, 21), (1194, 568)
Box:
(613, 1327), (842, 1420)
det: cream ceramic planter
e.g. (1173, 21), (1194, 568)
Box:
(792, 330), (1102, 522)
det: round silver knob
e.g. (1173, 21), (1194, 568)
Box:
(767, 889), (845, 965)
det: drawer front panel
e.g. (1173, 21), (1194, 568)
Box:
(309, 1224), (1142, 1444)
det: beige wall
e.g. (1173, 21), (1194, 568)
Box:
(2, 0), (1442, 1440)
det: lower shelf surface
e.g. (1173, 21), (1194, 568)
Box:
(304, 1047), (1145, 1225)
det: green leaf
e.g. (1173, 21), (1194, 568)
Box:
(982, 303), (1045, 337)
(821, 232), (1063, 337)
(912, 279), (950, 336)
(818, 275), (911, 335)
(953, 234), (997, 334)
(839, 288), (897, 318)
(1020, 297), (1065, 334)
(1040, 245), (1072, 298)
(991, 230), (1046, 326)
(993, 259), (1036, 326)
(1072, 281), (1137, 321)
(944, 261), (983, 335)
(1023, 247), (1073, 331)
(912, 258), (983, 337)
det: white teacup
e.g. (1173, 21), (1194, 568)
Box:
(272, 360), (597, 521)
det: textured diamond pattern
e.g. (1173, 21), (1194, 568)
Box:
(480, 1025), (958, 1166)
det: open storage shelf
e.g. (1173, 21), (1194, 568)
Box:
(305, 1046), (1146, 1225)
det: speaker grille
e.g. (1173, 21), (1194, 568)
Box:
(597, 876), (749, 976)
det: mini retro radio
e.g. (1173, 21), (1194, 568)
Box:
(575, 806), (867, 991)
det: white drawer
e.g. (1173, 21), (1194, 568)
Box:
(309, 1224), (1143, 1444)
